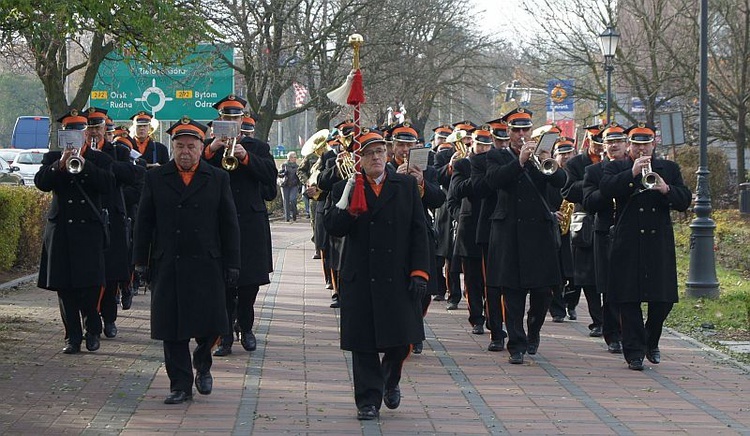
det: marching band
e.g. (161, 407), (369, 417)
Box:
(33, 84), (691, 415)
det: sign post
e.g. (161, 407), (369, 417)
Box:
(91, 44), (234, 121)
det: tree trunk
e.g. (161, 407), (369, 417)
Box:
(737, 105), (747, 185)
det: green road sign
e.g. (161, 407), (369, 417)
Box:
(92, 44), (234, 121)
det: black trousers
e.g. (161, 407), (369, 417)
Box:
(619, 302), (673, 363)
(163, 336), (217, 393)
(220, 284), (260, 345)
(99, 280), (120, 324)
(446, 253), (463, 304)
(435, 256), (448, 297)
(58, 286), (102, 344)
(602, 293), (622, 345)
(351, 345), (410, 409)
(549, 280), (577, 318)
(482, 247), (506, 341)
(462, 256), (485, 327)
(502, 287), (553, 354)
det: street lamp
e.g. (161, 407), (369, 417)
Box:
(599, 25), (620, 124)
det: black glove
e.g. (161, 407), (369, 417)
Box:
(408, 276), (428, 302)
(225, 268), (240, 287)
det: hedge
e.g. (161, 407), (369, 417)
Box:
(0, 186), (51, 272)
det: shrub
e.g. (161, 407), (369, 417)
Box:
(0, 186), (51, 272)
(674, 146), (734, 208)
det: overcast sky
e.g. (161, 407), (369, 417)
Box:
(470, 0), (535, 40)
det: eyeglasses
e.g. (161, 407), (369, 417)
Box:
(361, 148), (387, 158)
(511, 127), (531, 132)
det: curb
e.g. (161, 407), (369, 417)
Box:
(666, 326), (750, 373)
(0, 272), (38, 291)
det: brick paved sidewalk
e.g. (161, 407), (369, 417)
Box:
(0, 222), (749, 435)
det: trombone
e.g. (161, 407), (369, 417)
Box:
(522, 137), (558, 175)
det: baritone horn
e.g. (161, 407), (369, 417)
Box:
(446, 129), (467, 159)
(640, 152), (658, 189)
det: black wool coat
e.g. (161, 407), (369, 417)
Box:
(562, 153), (597, 286)
(484, 147), (566, 289)
(470, 151), (498, 247)
(203, 137), (277, 286)
(582, 161), (617, 293)
(99, 142), (139, 282)
(133, 161), (240, 341)
(432, 147), (455, 258)
(35, 148), (114, 292)
(599, 158), (691, 303)
(447, 157), (481, 258)
(324, 169), (430, 352)
(138, 139), (170, 165)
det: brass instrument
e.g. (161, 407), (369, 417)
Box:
(66, 147), (84, 174)
(302, 129), (330, 201)
(221, 137), (239, 171)
(446, 129), (467, 159)
(640, 152), (658, 189)
(522, 137), (559, 175)
(558, 199), (575, 235)
(336, 150), (358, 179)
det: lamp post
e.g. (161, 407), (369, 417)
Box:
(686, 0), (720, 298)
(599, 26), (620, 124)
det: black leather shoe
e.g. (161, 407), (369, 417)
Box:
(356, 405), (379, 420)
(330, 294), (340, 308)
(62, 342), (81, 354)
(432, 294), (445, 301)
(213, 344), (232, 356)
(508, 352), (524, 364)
(325, 281), (333, 290)
(628, 358), (644, 371)
(240, 331), (257, 351)
(312, 251), (322, 259)
(412, 342), (423, 354)
(567, 308), (577, 320)
(487, 339), (504, 352)
(446, 302), (458, 310)
(383, 386), (401, 409)
(164, 390), (193, 404)
(646, 348), (661, 364)
(120, 287), (133, 310)
(607, 341), (623, 353)
(195, 371), (213, 395)
(472, 324), (484, 335)
(527, 343), (539, 355)
(103, 322), (117, 338)
(552, 316), (565, 323)
(589, 326), (603, 337)
(85, 333), (100, 351)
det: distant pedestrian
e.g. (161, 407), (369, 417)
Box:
(278, 151), (300, 222)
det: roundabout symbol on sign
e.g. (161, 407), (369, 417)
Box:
(135, 79), (174, 113)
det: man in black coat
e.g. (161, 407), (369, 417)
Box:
(447, 127), (494, 339)
(204, 95), (277, 356)
(471, 119), (510, 351)
(324, 129), (430, 421)
(387, 122), (445, 354)
(484, 109), (566, 364)
(561, 125), (606, 336)
(35, 110), (115, 354)
(85, 107), (139, 339)
(582, 127), (629, 354)
(133, 117), (241, 404)
(599, 123), (691, 370)
(130, 111), (169, 166)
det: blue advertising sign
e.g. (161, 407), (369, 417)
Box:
(547, 80), (575, 113)
(91, 44), (234, 121)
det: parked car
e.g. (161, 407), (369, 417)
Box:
(12, 148), (47, 185)
(0, 149), (21, 165)
(11, 116), (50, 149)
(0, 157), (24, 185)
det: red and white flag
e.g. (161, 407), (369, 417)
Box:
(293, 82), (309, 108)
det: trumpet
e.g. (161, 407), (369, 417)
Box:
(640, 152), (658, 189)
(522, 138), (559, 175)
(221, 137), (239, 171)
(66, 147), (84, 174)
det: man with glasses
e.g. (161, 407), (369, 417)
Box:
(325, 129), (430, 420)
(484, 108), (567, 364)
(582, 124), (629, 354)
(599, 123), (691, 370)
